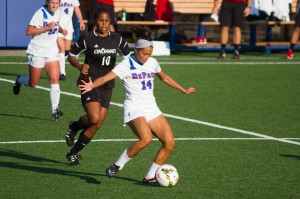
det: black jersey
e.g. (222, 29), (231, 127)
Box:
(71, 30), (130, 89)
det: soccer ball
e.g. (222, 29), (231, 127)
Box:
(155, 164), (179, 187)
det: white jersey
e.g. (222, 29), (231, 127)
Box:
(112, 54), (162, 110)
(26, 6), (61, 57)
(59, 0), (80, 32)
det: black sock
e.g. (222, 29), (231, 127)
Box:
(70, 131), (91, 155)
(234, 44), (239, 52)
(71, 117), (85, 132)
(290, 43), (296, 51)
(221, 44), (226, 52)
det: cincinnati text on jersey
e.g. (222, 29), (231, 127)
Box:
(94, 48), (117, 55)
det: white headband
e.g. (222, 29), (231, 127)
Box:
(135, 39), (154, 48)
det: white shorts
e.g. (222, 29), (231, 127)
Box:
(26, 54), (59, 68)
(124, 107), (162, 124)
(58, 30), (74, 40)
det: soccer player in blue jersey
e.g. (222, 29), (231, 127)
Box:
(79, 26), (196, 184)
(13, 0), (67, 120)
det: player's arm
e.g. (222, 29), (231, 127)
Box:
(244, 0), (252, 16)
(26, 22), (55, 36)
(58, 25), (68, 36)
(118, 37), (131, 59)
(212, 0), (220, 14)
(68, 34), (88, 74)
(79, 72), (118, 93)
(74, 7), (85, 31)
(68, 54), (89, 75)
(156, 70), (196, 94)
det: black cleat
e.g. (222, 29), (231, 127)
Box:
(59, 74), (66, 81)
(143, 176), (157, 185)
(65, 121), (78, 147)
(218, 51), (226, 59)
(52, 109), (63, 121)
(232, 50), (240, 60)
(66, 151), (80, 165)
(106, 164), (120, 178)
(13, 75), (22, 95)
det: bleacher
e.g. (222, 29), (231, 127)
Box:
(78, 0), (299, 51)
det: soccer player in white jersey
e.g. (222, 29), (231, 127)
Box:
(57, 0), (85, 80)
(79, 26), (196, 184)
(13, 0), (68, 121)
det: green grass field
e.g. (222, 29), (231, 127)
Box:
(0, 51), (300, 199)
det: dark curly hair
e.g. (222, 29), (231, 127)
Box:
(94, 7), (111, 20)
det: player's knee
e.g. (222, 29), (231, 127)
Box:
(89, 115), (102, 126)
(164, 139), (175, 152)
(139, 136), (152, 148)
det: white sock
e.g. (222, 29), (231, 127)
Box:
(50, 84), (60, 113)
(59, 53), (66, 75)
(115, 149), (132, 170)
(18, 75), (29, 86)
(145, 162), (161, 179)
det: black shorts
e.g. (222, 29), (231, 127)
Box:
(220, 1), (246, 28)
(80, 86), (113, 109)
(295, 11), (300, 27)
(90, 1), (116, 25)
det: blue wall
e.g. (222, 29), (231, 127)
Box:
(0, 0), (7, 47)
(1, 0), (40, 48)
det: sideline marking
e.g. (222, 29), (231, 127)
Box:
(1, 77), (299, 146)
(1, 138), (300, 144)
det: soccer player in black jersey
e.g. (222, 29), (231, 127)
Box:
(65, 7), (130, 165)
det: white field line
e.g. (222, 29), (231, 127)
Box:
(1, 77), (300, 146)
(1, 61), (300, 65)
(1, 138), (300, 144)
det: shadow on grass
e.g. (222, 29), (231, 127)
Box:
(0, 149), (101, 184)
(280, 154), (300, 160)
(0, 149), (62, 163)
(0, 113), (48, 121)
(109, 175), (159, 187)
(0, 149), (156, 185)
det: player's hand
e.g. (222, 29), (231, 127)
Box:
(62, 29), (68, 36)
(244, 7), (251, 17)
(80, 64), (89, 75)
(47, 22), (56, 30)
(79, 22), (85, 31)
(79, 77), (93, 94)
(184, 87), (196, 94)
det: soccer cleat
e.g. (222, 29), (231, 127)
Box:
(218, 51), (226, 59)
(66, 151), (80, 165)
(13, 75), (22, 95)
(59, 74), (66, 81)
(286, 49), (294, 60)
(65, 121), (78, 147)
(232, 50), (240, 60)
(105, 164), (120, 178)
(52, 109), (63, 121)
(143, 176), (157, 185)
